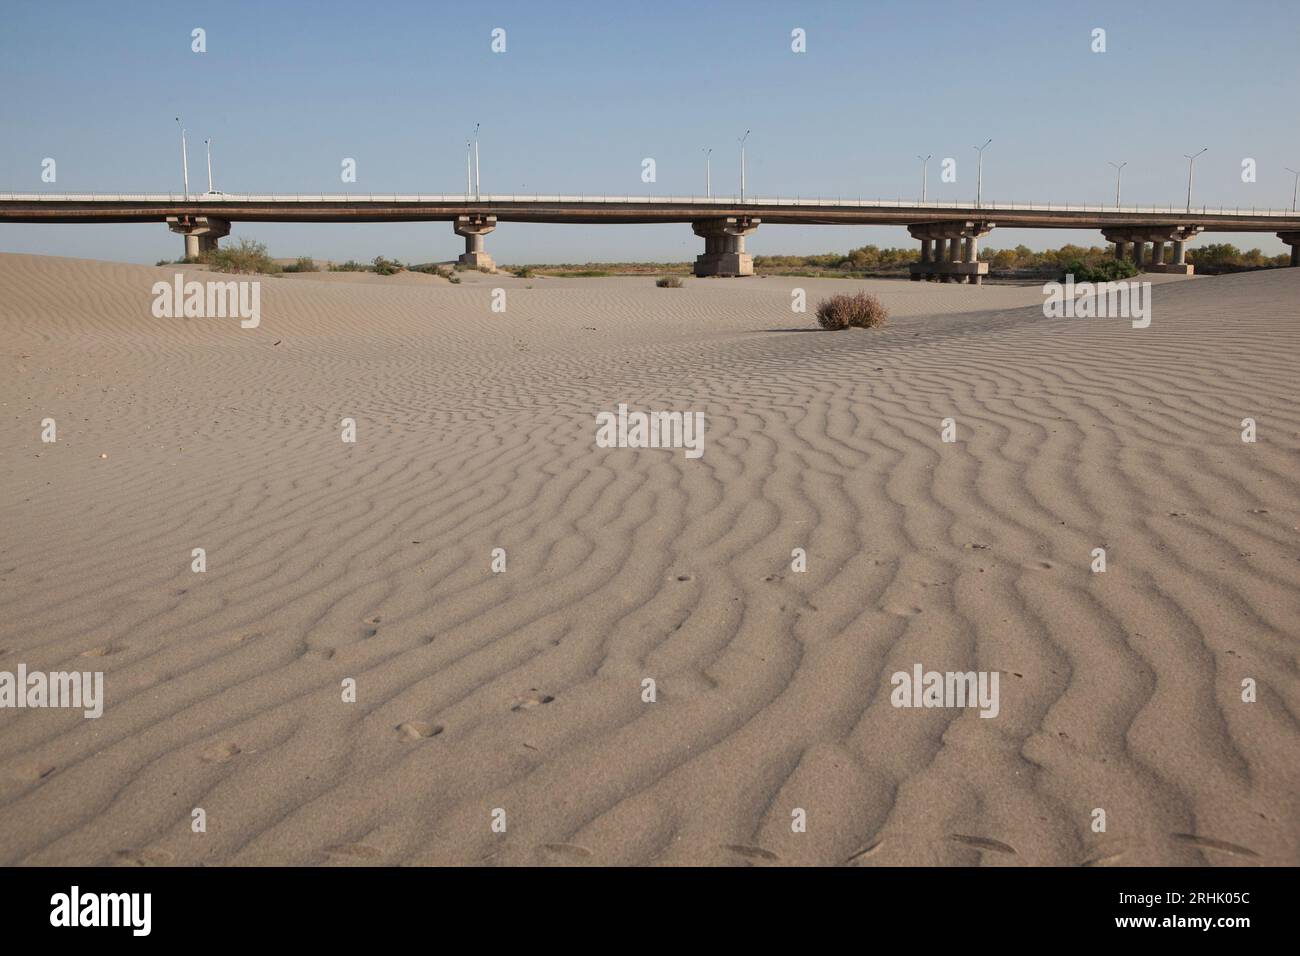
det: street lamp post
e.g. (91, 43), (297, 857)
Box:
(704, 148), (712, 198)
(175, 117), (190, 200)
(205, 138), (214, 194)
(1286, 167), (1299, 213)
(973, 138), (991, 208)
(1108, 160), (1127, 209)
(465, 141), (472, 197)
(1184, 147), (1207, 212)
(917, 154), (931, 203)
(473, 123), (481, 200)
(739, 130), (750, 201)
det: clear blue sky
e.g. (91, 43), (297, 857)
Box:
(2, 0), (1297, 263)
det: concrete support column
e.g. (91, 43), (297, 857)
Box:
(943, 237), (960, 282)
(963, 236), (979, 284)
(1278, 232), (1300, 267)
(692, 217), (759, 276)
(1108, 227), (1199, 274)
(913, 237), (933, 280)
(908, 221), (992, 284)
(166, 215), (231, 261)
(454, 215), (497, 270)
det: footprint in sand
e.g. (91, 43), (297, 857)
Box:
(1172, 833), (1259, 858)
(845, 838), (883, 863)
(885, 604), (924, 617)
(12, 763), (57, 782)
(1082, 850), (1127, 867)
(510, 690), (555, 712)
(722, 844), (780, 862)
(539, 843), (593, 860)
(395, 721), (444, 740)
(325, 843), (384, 861)
(949, 834), (1017, 855)
(199, 742), (241, 763)
(80, 644), (125, 658)
(111, 848), (174, 867)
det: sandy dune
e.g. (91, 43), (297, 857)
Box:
(1, 253), (1297, 866)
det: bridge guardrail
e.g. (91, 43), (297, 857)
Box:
(0, 193), (1295, 217)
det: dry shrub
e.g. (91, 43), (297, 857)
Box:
(815, 291), (888, 330)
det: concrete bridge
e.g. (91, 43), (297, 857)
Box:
(3, 193), (1298, 279)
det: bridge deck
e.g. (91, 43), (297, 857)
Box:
(2, 194), (1298, 231)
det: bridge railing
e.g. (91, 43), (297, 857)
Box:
(0, 193), (1296, 217)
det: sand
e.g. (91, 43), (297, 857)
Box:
(0, 253), (1296, 866)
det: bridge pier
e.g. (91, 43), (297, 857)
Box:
(692, 217), (759, 276)
(455, 215), (497, 270)
(1104, 226), (1203, 274)
(1112, 240), (1130, 260)
(908, 221), (993, 283)
(1279, 232), (1300, 267)
(911, 238), (935, 280)
(166, 215), (230, 260)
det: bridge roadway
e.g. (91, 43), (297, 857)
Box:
(4, 193), (1299, 278)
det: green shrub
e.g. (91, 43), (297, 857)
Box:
(372, 256), (404, 276)
(656, 276), (684, 288)
(330, 260), (368, 272)
(282, 256), (319, 273)
(512, 265), (535, 278)
(206, 238), (280, 274)
(815, 292), (888, 330)
(1061, 258), (1138, 282)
